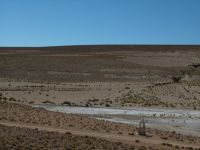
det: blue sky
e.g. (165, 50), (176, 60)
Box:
(0, 0), (200, 46)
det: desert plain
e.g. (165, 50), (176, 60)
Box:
(0, 45), (200, 150)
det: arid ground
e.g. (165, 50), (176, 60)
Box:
(0, 45), (200, 149)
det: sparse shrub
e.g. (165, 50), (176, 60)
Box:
(135, 139), (140, 143)
(28, 101), (34, 104)
(160, 136), (168, 140)
(105, 104), (110, 107)
(118, 132), (122, 134)
(62, 101), (71, 106)
(175, 145), (179, 149)
(9, 97), (16, 102)
(172, 76), (182, 83)
(65, 132), (72, 135)
(190, 63), (200, 68)
(42, 100), (55, 104)
(139, 146), (147, 150)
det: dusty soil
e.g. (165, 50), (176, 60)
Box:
(1, 45), (200, 149)
(1, 45), (200, 109)
(2, 123), (200, 150)
(0, 101), (200, 149)
(0, 125), (137, 150)
(1, 45), (200, 82)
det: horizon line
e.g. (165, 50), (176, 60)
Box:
(1, 44), (200, 48)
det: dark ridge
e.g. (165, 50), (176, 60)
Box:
(0, 45), (200, 53)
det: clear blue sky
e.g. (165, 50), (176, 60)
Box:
(1, 0), (200, 46)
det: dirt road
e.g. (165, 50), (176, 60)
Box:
(0, 121), (199, 149)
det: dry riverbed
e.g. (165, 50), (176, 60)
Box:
(34, 104), (200, 137)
